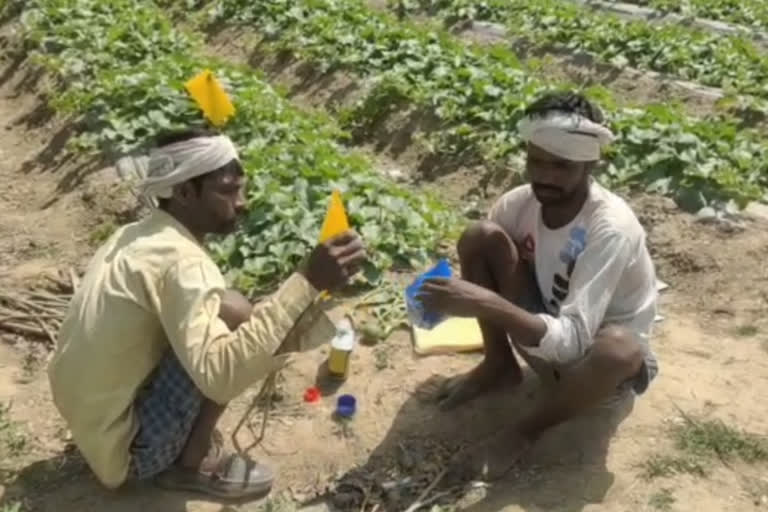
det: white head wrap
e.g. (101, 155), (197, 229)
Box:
(517, 111), (614, 162)
(121, 135), (239, 207)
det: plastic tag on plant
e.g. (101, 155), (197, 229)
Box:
(185, 70), (235, 127)
(405, 259), (452, 330)
(318, 189), (350, 243)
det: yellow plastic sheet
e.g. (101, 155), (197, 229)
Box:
(319, 190), (350, 243)
(412, 317), (483, 355)
(185, 70), (235, 127)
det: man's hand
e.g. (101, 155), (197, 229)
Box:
(302, 230), (366, 292)
(417, 277), (499, 318)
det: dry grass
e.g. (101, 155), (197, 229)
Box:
(648, 488), (675, 510)
(673, 417), (768, 463)
(640, 454), (708, 479)
(641, 413), (768, 481)
(0, 402), (26, 458)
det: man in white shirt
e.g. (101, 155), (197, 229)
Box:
(418, 91), (658, 479)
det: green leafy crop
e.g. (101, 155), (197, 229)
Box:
(13, 0), (458, 294)
(207, 0), (768, 209)
(401, 0), (768, 103)
(624, 0), (768, 33)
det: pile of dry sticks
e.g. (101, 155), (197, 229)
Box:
(0, 268), (79, 346)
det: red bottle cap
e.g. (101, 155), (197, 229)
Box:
(304, 387), (321, 403)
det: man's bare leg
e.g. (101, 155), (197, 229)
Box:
(438, 220), (536, 411)
(468, 325), (645, 479)
(176, 289), (251, 470)
(177, 400), (226, 470)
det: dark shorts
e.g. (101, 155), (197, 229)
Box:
(514, 275), (656, 396)
(129, 351), (204, 480)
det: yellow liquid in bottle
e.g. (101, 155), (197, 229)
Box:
(328, 347), (351, 380)
(328, 316), (355, 380)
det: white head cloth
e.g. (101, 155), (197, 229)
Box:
(130, 135), (239, 207)
(517, 111), (614, 162)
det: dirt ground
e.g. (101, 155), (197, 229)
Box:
(1, 21), (768, 512)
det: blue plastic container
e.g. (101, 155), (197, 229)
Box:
(405, 258), (453, 330)
(336, 394), (357, 418)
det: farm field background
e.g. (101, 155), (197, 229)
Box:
(0, 0), (767, 511)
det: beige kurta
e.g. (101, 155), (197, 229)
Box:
(48, 210), (320, 488)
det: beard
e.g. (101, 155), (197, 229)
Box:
(215, 217), (240, 235)
(206, 210), (243, 235)
(531, 183), (568, 205)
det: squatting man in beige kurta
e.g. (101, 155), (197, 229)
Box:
(48, 129), (366, 498)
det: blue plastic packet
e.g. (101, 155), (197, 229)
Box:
(405, 258), (452, 330)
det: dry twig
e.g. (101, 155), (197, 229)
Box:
(0, 321), (48, 338)
(69, 267), (80, 291)
(231, 355), (296, 455)
(404, 466), (450, 512)
(0, 289), (70, 345)
(232, 371), (279, 455)
(230, 300), (327, 455)
(359, 484), (372, 512)
(35, 315), (57, 345)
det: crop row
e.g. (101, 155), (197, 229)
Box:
(619, 0), (768, 33)
(205, 0), (768, 209)
(398, 0), (768, 106)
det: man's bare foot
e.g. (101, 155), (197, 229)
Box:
(437, 360), (522, 411)
(450, 427), (534, 482)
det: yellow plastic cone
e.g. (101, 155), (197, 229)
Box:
(319, 190), (350, 243)
(185, 70), (235, 127)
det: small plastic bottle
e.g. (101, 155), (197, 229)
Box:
(328, 316), (356, 381)
(405, 259), (453, 330)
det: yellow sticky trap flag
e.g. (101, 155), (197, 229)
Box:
(319, 190), (350, 243)
(185, 70), (235, 127)
(317, 190), (350, 299)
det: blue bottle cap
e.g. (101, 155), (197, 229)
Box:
(336, 394), (357, 418)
